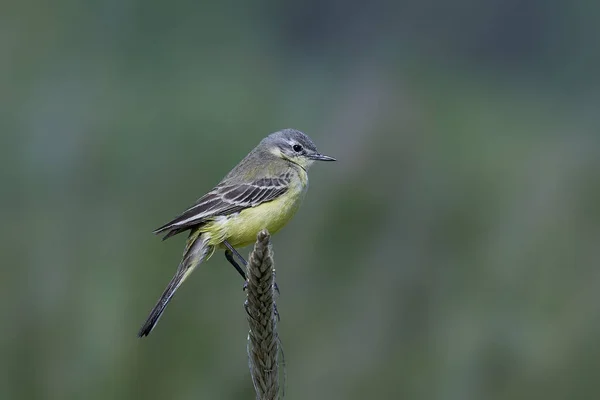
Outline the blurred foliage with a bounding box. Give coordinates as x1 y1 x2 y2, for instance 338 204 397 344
2 0 600 399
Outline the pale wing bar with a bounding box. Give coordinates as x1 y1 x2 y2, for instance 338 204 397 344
219 176 289 207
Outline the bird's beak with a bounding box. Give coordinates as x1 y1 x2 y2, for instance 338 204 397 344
309 153 336 161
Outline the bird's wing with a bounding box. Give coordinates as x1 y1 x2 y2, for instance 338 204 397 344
154 172 292 239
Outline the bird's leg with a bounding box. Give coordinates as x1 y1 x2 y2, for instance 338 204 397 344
224 248 247 280
223 241 249 290
223 240 248 267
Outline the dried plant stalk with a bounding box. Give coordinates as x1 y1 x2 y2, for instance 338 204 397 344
245 230 280 400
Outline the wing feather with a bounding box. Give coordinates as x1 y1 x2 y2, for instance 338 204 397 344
153 173 291 238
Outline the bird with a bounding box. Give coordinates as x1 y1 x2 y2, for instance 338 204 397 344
138 128 335 337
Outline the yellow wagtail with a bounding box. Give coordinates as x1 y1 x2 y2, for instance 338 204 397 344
138 128 335 336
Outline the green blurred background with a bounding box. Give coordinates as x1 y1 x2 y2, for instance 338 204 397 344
2 1 600 399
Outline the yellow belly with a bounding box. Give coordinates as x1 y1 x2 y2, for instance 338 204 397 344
201 179 307 248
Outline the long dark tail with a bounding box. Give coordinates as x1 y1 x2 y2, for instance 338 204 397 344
138 232 213 337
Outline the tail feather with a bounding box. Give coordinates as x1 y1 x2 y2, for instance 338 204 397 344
137 269 186 337
138 232 212 337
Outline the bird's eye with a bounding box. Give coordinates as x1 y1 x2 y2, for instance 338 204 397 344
293 144 303 153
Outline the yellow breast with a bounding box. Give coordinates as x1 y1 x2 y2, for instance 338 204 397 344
203 169 308 248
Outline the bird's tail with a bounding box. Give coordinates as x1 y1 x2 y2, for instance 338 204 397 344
138 231 213 337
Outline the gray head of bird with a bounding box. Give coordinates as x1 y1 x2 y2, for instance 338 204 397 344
263 128 336 170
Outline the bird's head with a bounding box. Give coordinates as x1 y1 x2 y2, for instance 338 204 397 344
264 128 336 170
